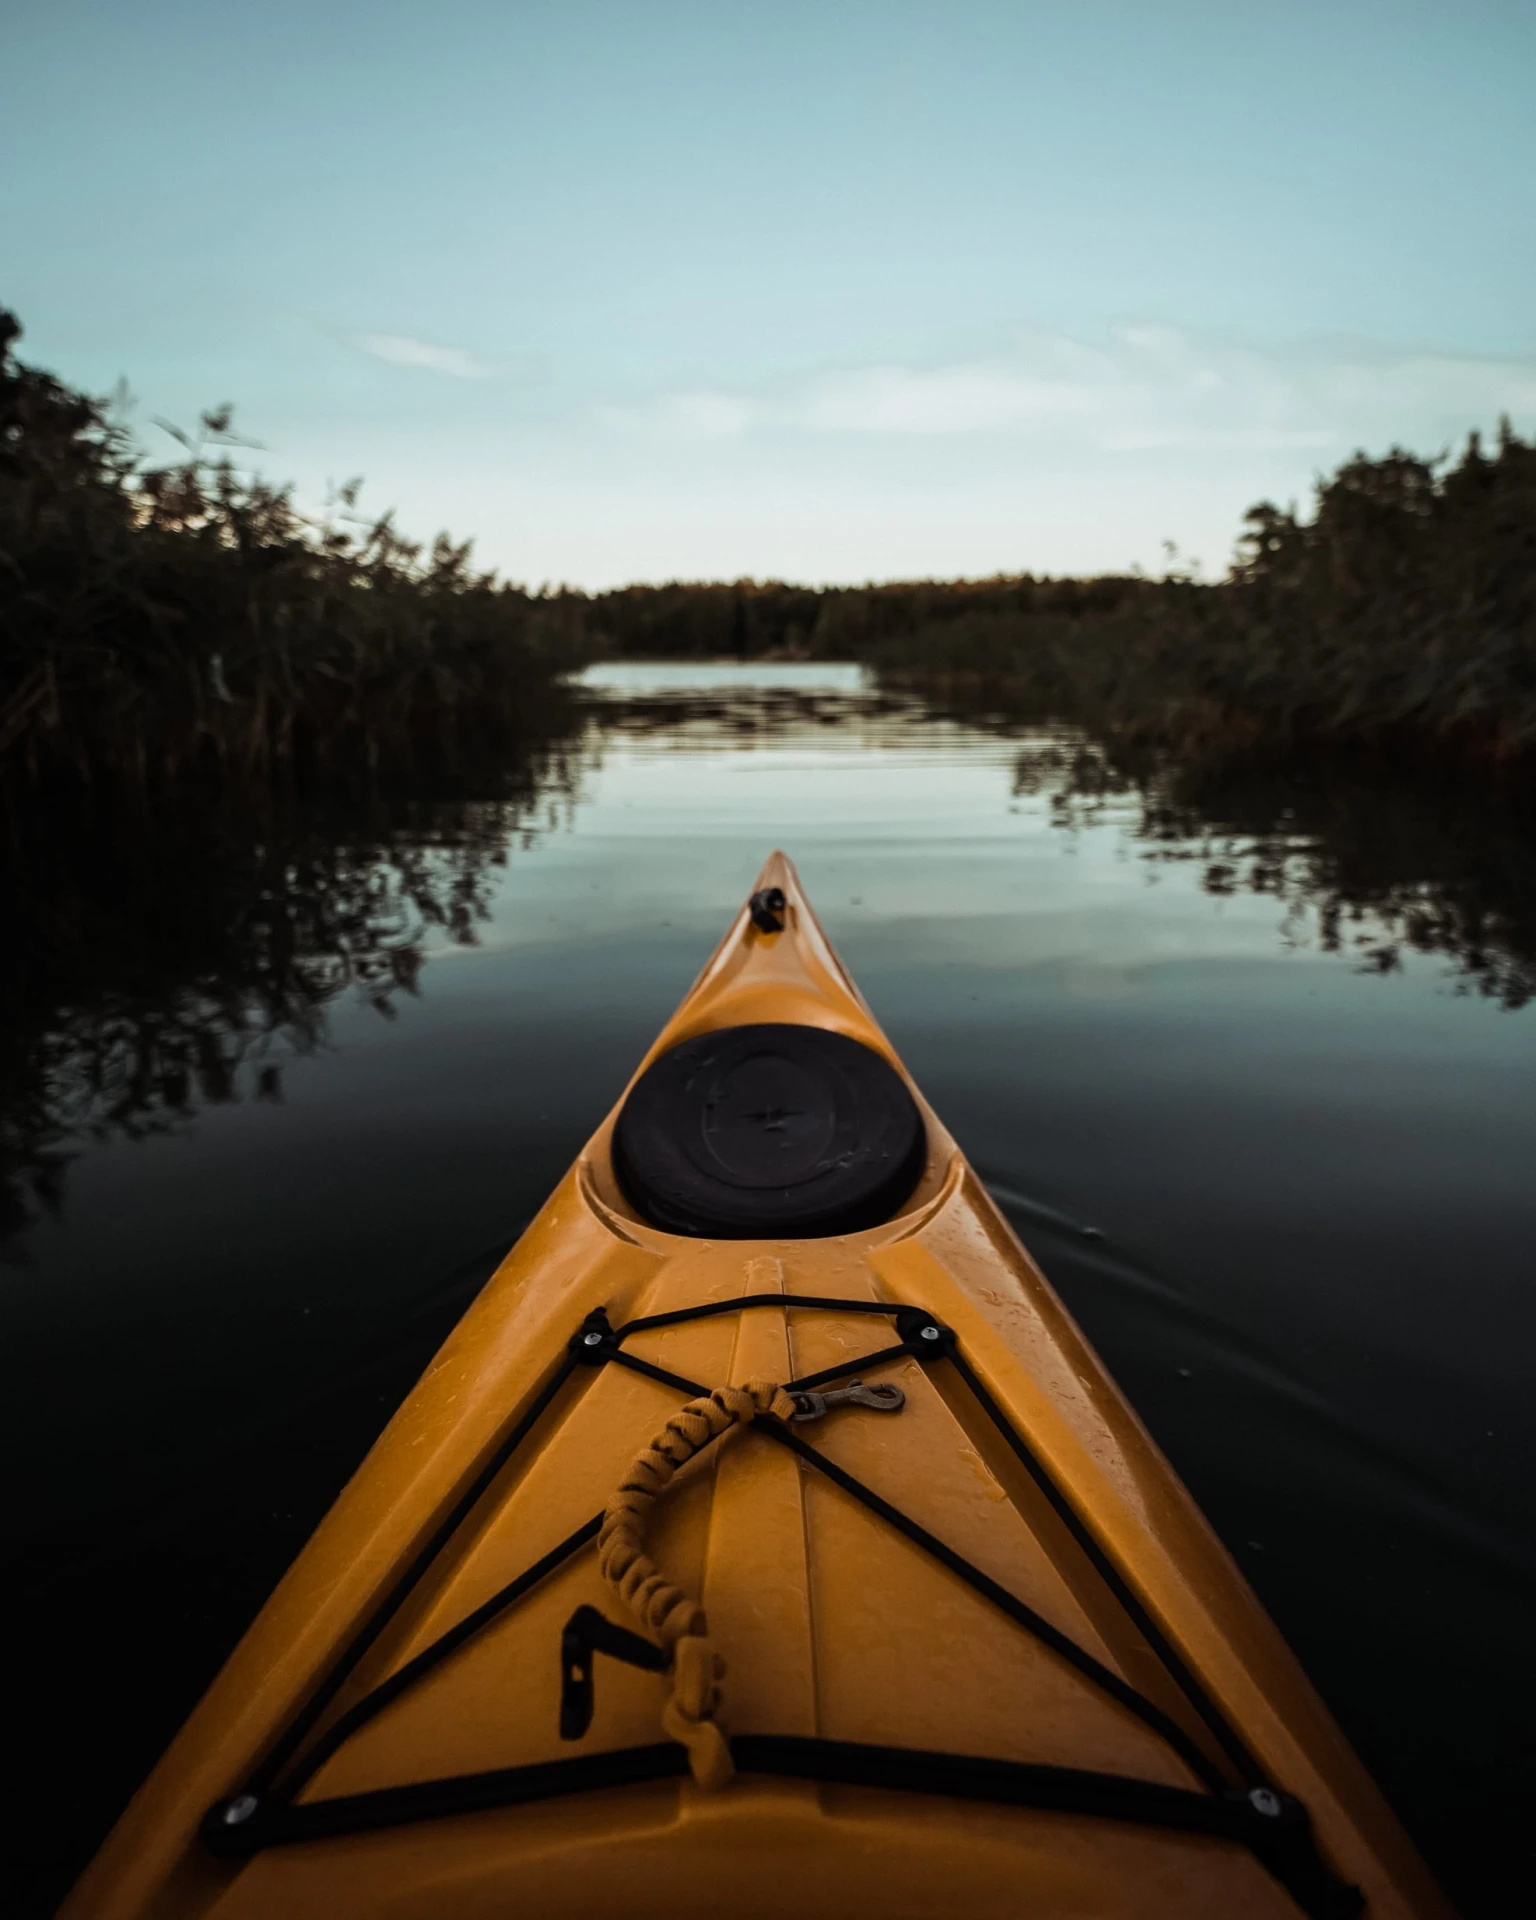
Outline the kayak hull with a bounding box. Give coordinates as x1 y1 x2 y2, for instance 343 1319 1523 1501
63 854 1453 1920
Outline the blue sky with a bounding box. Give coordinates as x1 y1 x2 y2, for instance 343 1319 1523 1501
4 0 1533 587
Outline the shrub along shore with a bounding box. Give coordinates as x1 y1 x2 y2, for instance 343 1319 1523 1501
0 310 591 799
4 307 1533 794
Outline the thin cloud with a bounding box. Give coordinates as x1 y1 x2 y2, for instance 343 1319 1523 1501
603 325 1536 454
799 363 1101 433
352 332 491 379
598 391 752 437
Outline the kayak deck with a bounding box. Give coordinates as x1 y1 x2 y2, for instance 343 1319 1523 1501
63 854 1452 1920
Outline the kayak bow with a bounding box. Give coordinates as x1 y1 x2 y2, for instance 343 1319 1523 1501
64 853 1452 1920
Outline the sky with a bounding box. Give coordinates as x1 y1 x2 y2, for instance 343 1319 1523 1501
3 0 1533 588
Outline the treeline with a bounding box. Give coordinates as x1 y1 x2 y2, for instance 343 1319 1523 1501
582 426 1536 761
581 572 1154 664
578 579 827 661
0 310 591 797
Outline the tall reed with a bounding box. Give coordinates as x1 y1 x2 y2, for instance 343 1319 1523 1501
0 310 592 799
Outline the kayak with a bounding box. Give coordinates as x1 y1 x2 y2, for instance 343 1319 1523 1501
64 853 1452 1920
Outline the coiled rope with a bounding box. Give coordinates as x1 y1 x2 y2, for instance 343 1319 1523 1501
598 1379 797 1788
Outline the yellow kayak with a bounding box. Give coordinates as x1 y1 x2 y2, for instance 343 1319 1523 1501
65 854 1452 1920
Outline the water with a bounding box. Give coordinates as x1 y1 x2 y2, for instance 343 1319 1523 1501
8 662 1534 1916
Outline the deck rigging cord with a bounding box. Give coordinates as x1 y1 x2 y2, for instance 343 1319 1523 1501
201 1294 1364 1920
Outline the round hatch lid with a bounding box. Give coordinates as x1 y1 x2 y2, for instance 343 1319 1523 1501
612 1022 927 1239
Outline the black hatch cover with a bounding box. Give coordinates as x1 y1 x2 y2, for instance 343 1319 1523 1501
612 1022 927 1239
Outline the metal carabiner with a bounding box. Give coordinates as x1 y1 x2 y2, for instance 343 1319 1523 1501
787 1379 905 1421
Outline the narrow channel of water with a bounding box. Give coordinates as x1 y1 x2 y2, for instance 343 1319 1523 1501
6 663 1533 1915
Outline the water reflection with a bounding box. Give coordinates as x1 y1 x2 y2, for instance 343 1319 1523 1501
0 724 584 1243
8 671 1534 1247
578 663 916 752
577 665 1536 1009
1009 733 1536 1009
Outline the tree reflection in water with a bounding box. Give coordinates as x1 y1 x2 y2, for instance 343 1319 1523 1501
587 675 1536 1013
6 676 1534 1248
0 713 586 1245
1008 731 1536 1010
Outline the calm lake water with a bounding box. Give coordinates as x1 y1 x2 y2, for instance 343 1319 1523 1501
9 661 1535 1916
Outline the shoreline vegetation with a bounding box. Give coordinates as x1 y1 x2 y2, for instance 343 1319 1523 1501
5 308 1535 809
1 310 591 801
575 428 1536 771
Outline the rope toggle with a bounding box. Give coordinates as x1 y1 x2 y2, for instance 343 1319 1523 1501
585 1373 908 1785
596 1379 796 1789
